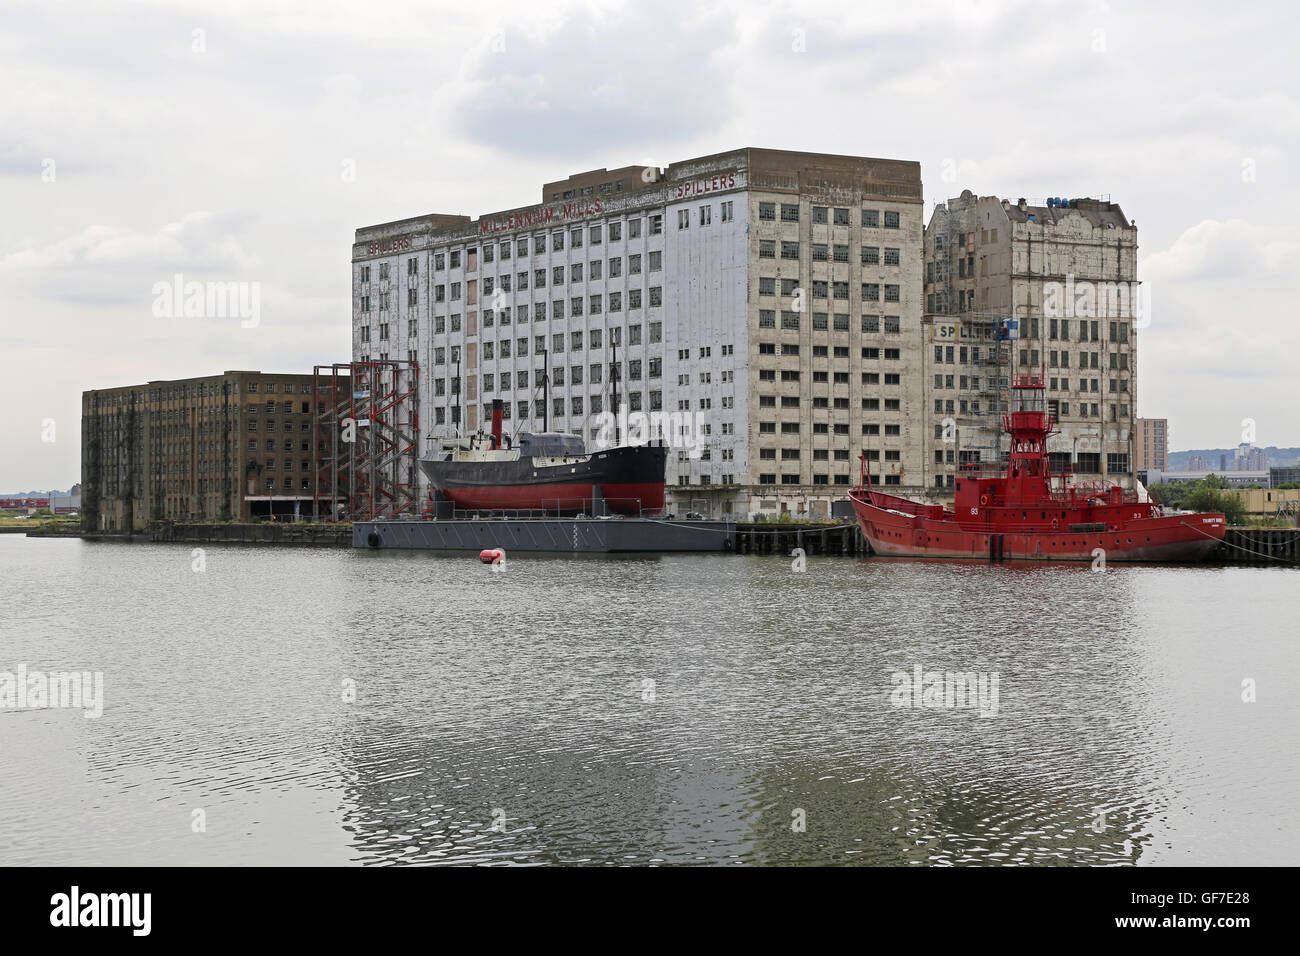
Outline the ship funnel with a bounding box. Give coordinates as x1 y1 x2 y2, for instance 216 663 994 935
490 399 504 449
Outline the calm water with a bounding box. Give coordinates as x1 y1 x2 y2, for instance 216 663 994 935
1 534 1297 866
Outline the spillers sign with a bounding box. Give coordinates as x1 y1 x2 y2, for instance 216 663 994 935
477 170 742 235
366 235 412 255
672 171 738 199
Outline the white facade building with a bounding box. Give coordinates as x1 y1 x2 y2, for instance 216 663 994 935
352 148 925 516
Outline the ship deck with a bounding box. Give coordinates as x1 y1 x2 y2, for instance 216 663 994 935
353 516 735 553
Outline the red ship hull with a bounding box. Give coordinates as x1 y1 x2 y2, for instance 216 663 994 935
437 481 665 515
849 370 1227 563
850 490 1225 562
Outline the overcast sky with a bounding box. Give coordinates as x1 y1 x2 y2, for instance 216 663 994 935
2 0 1296 490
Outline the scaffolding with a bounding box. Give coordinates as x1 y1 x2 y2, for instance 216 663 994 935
313 360 420 521
941 311 1012 471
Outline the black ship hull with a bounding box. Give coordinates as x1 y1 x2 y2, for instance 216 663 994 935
421 443 667 515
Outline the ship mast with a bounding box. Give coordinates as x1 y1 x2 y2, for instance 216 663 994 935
1002 368 1055 479
611 337 620 445
453 355 463 438
540 346 549 432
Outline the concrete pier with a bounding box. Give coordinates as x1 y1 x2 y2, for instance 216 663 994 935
353 517 735 553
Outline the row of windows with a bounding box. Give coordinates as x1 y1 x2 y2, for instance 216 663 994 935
248 439 312 451
756 311 904 333
1046 350 1131 370
376 286 669 320
481 253 658 294
760 474 898 486
758 447 872 461
757 204 902 229
244 401 314 414
363 287 677 331
675 202 734 228
927 342 1132 369
261 479 314 491
246 420 313 433
470 357 664 390
757 241 902 265
252 459 312 472
240 382 313 395
432 217 664 270
427 325 670 366
361 203 907 286
435 390 676 423
932 376 988 392
756 277 901 301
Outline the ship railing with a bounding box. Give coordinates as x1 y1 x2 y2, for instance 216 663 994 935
439 497 663 521
1045 482 1140 504
957 463 1004 478
866 489 945 519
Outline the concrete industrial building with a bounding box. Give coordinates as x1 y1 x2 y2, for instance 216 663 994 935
81 371 346 531
1135 417 1168 472
351 147 927 517
1270 465 1300 486
1225 486 1300 521
922 191 1140 488
1143 468 1269 489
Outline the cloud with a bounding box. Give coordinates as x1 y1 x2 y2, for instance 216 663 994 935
2 211 260 272
1143 219 1300 281
450 5 741 159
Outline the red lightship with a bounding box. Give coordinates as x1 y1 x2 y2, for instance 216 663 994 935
849 372 1225 562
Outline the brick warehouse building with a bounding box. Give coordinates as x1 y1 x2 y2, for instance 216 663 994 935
352 147 927 518
81 370 348 531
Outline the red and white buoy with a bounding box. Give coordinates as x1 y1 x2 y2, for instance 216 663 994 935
478 548 504 565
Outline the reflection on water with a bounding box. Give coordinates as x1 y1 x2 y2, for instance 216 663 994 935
1 535 1296 866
